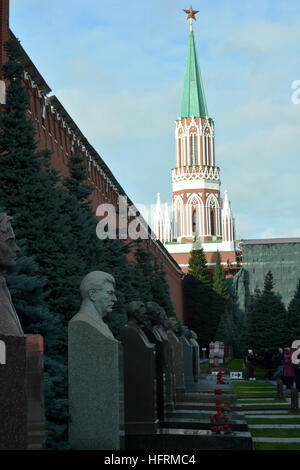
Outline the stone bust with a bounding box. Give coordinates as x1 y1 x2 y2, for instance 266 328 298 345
164 316 179 333
70 271 117 339
145 301 165 327
182 325 191 338
0 213 23 336
127 301 150 328
190 330 198 341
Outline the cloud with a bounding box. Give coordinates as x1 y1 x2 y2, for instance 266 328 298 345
226 19 300 56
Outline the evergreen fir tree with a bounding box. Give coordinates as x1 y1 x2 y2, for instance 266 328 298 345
131 239 154 302
287 279 300 344
212 251 232 339
213 251 230 303
151 260 175 318
188 246 211 284
215 306 243 357
62 147 93 210
184 246 217 348
246 271 288 353
0 36 135 447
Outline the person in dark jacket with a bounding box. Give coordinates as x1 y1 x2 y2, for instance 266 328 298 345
292 345 300 391
283 347 295 389
245 349 256 381
272 348 284 379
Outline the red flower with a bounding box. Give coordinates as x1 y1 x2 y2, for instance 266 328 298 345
214 389 223 395
211 426 221 434
215 398 221 405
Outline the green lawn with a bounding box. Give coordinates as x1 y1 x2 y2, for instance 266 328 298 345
251 428 300 438
226 359 243 370
200 361 209 370
254 442 300 450
242 399 287 404
237 392 279 398
237 379 300 450
242 403 290 409
233 380 274 388
247 417 300 425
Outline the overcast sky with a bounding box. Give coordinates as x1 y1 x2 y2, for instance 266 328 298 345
10 0 300 239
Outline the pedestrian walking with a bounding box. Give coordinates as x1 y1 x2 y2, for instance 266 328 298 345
283 347 294 390
292 344 300 391
272 348 284 379
246 349 256 381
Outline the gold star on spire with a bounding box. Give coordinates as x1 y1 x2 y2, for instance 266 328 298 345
183 5 199 31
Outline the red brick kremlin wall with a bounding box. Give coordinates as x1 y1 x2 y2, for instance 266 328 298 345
0 0 184 321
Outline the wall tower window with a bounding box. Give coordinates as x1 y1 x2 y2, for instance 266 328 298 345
190 134 197 165
192 209 197 233
210 209 215 235
205 134 210 166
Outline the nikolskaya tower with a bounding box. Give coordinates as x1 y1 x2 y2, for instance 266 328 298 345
153 6 238 274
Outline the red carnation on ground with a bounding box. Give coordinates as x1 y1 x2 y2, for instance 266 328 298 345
211 426 221 434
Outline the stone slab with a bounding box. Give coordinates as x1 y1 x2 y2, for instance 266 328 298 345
175 402 243 412
125 429 253 450
178 392 237 403
162 417 248 432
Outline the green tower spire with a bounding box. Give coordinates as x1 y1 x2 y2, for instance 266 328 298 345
180 29 208 119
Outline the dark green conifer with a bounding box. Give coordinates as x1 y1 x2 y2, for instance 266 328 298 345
287 279 300 343
246 272 288 353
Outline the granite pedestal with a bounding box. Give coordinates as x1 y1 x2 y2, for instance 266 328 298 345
69 317 121 450
0 334 45 450
120 323 158 435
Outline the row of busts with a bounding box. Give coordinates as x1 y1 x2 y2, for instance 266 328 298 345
126 300 198 344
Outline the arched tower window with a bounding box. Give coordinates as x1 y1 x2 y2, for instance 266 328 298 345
180 135 184 166
210 209 215 236
192 209 197 233
190 133 197 165
174 196 184 238
205 133 210 166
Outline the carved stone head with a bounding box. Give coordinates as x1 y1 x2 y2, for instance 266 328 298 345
164 316 179 333
145 301 165 326
127 301 149 327
182 325 191 339
0 213 20 271
80 271 117 320
190 330 198 340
